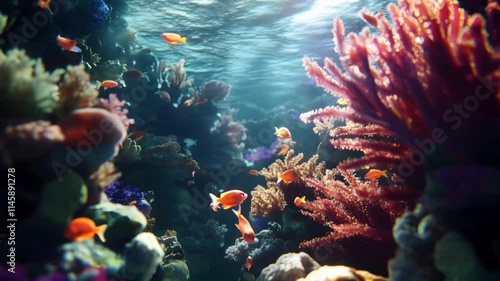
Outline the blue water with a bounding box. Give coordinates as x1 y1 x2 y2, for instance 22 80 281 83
124 0 392 118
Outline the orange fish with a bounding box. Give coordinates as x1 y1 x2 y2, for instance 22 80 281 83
128 200 137 206
364 169 388 180
209 190 248 211
38 0 51 9
64 217 107 242
161 33 187 45
232 205 255 243
127 130 148 142
247 169 260 176
294 196 306 207
183 98 195 107
57 36 81 53
277 169 298 184
274 127 292 139
245 256 253 271
97 80 119 89
275 144 289 156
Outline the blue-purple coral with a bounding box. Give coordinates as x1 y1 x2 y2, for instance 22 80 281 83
104 181 151 217
244 139 279 162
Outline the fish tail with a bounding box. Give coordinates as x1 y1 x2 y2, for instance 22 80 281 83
180 37 187 43
277 176 282 184
209 193 220 211
232 204 241 217
382 170 388 178
95 224 108 242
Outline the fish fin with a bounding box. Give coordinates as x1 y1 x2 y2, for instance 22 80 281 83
71 45 82 53
170 41 178 45
232 204 241 217
277 177 282 184
235 224 241 232
382 170 388 178
95 224 108 242
209 193 219 211
180 37 187 43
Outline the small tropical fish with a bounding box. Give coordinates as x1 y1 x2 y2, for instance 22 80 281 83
38 0 51 8
123 69 144 80
127 130 148 142
232 205 255 243
57 36 82 53
158 91 171 103
275 144 289 156
97 80 119 89
64 217 107 242
277 169 298 184
209 190 248 211
195 98 208 104
183 97 195 107
128 200 137 206
337 98 349 106
162 33 187 45
274 127 292 139
245 256 253 271
364 169 388 180
294 196 306 207
247 169 260 176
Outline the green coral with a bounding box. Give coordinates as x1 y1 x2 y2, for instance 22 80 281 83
0 49 64 118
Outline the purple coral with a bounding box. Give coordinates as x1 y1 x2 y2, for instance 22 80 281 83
104 181 152 217
244 139 280 162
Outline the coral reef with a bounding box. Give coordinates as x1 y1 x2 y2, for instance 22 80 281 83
200 80 232 101
104 181 152 217
57 64 99 117
300 0 500 279
250 185 286 217
0 49 63 119
297 265 387 281
94 93 135 131
187 218 228 248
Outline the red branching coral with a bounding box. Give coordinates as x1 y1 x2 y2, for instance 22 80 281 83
300 0 500 163
298 168 419 264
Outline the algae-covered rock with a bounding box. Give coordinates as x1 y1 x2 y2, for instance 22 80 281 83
297 265 387 281
59 239 122 271
434 231 500 281
257 252 320 281
83 201 147 250
38 171 88 225
119 232 164 281
161 260 190 281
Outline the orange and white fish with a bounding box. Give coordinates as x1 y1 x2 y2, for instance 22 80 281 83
294 196 306 207
274 144 289 156
209 190 248 211
245 256 253 271
274 127 292 139
161 33 187 45
183 97 195 107
57 36 82 53
97 80 119 90
247 169 260 176
37 0 53 14
364 169 388 180
277 169 298 184
232 204 255 243
64 217 107 242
